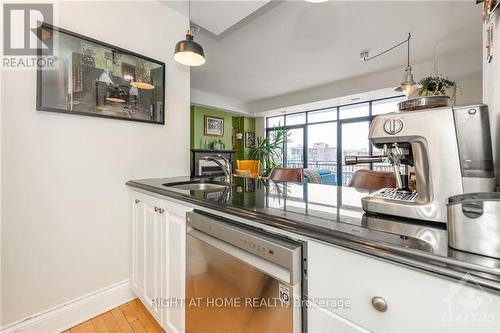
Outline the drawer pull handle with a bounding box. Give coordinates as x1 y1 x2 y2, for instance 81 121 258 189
371 296 388 312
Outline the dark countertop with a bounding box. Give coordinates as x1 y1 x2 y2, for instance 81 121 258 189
126 176 500 292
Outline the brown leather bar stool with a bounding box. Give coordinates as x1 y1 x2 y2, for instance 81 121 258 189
268 167 304 183
348 169 397 190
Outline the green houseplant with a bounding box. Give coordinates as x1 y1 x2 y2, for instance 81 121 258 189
249 126 289 176
416 76 456 97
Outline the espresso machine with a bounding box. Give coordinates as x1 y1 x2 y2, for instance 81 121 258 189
346 104 496 223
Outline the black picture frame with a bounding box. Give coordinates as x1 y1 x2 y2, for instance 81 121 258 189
36 23 166 125
245 132 255 148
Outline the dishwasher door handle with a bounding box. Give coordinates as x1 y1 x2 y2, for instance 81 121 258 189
187 227 292 284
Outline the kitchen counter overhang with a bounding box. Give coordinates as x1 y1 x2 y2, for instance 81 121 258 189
126 176 500 292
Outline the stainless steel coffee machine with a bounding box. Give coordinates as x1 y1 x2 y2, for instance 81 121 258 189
346 104 496 223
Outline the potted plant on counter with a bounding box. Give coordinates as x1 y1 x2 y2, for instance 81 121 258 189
249 126 289 177
415 76 457 103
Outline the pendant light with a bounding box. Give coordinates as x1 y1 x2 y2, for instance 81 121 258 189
395 33 418 97
236 117 243 140
173 0 206 67
361 33 420 97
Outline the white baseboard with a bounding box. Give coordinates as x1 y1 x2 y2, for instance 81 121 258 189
1 279 135 333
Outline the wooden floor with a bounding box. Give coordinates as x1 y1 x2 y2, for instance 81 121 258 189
63 299 164 333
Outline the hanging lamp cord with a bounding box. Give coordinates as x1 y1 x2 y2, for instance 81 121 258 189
406 32 410 67
187 0 191 34
362 33 411 62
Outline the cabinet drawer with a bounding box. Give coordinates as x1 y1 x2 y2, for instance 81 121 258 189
308 241 500 332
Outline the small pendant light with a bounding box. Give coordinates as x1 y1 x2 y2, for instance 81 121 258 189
174 0 206 66
395 33 419 97
236 117 243 140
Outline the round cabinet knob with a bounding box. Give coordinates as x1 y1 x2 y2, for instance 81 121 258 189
371 296 388 313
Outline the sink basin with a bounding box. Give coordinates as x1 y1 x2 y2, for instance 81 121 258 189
162 180 228 191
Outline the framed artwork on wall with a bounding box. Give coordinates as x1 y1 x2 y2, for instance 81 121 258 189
244 178 256 192
245 132 256 148
36 23 166 124
204 115 224 136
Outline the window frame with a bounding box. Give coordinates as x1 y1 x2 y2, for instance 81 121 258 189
266 95 405 186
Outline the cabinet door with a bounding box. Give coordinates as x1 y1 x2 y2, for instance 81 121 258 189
162 200 191 333
140 194 165 323
308 240 500 332
130 196 142 296
308 304 369 333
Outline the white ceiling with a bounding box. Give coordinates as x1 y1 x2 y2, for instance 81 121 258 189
189 0 483 104
162 0 271 35
192 0 271 35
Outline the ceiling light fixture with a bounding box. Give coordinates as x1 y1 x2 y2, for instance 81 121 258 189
361 33 420 97
173 0 206 67
304 0 328 3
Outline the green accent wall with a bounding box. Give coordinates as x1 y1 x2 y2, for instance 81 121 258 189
190 106 234 149
233 116 256 160
190 105 256 160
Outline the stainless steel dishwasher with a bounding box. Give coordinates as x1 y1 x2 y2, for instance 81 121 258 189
186 210 303 333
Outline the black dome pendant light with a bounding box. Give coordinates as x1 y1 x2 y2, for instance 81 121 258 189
174 0 206 66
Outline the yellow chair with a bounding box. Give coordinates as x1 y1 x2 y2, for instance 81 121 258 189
236 160 260 178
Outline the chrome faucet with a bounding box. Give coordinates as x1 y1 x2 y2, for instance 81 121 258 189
201 155 232 183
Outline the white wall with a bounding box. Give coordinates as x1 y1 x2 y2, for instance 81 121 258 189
255 117 265 139
456 77 483 106
484 14 500 188
191 88 249 114
0 1 190 326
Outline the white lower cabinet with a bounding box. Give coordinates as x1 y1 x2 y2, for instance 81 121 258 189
308 303 369 333
307 240 500 332
131 191 192 333
131 191 500 333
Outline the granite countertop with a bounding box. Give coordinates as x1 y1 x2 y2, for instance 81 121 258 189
126 175 500 292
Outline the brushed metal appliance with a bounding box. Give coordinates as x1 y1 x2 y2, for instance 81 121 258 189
186 211 303 333
447 192 500 259
346 104 495 223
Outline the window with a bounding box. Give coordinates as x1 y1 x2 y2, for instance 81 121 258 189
266 128 284 167
266 95 404 186
308 108 337 123
341 122 370 186
339 103 369 119
267 116 284 128
307 122 337 178
286 113 306 126
372 96 405 115
286 128 304 168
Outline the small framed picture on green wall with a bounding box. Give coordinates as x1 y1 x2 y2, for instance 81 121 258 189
245 132 256 148
204 115 224 136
